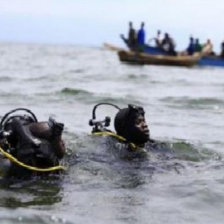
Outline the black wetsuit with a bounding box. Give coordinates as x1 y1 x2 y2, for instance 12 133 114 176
97 135 147 160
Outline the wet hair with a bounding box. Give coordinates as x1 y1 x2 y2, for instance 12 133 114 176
114 104 149 145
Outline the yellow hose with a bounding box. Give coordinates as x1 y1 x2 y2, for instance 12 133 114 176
92 131 138 149
0 147 66 172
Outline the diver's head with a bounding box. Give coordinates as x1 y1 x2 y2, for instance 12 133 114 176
114 104 149 146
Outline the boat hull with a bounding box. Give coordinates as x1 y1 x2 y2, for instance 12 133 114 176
199 56 224 67
125 42 224 67
144 46 224 67
118 50 199 67
144 45 169 55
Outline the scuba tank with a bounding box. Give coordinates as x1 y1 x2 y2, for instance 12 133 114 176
0 108 38 155
0 108 65 177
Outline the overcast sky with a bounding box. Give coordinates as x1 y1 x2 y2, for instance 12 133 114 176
0 0 224 51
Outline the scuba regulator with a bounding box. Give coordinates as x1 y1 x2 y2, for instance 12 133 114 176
89 103 149 149
89 103 121 133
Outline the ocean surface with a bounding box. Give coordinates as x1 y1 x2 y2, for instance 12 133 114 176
0 42 224 224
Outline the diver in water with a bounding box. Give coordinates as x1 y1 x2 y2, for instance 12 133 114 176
0 108 65 178
114 104 150 147
89 103 200 172
89 103 155 159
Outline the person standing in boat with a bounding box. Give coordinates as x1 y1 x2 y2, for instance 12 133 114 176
161 33 176 56
120 22 137 50
128 22 137 50
220 41 224 58
202 39 215 56
137 22 146 52
195 38 202 52
155 30 163 48
186 37 195 55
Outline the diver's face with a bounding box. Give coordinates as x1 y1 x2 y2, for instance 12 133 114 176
134 114 149 138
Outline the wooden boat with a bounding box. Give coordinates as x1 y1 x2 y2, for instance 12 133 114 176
131 44 224 68
118 50 200 67
143 45 224 67
198 56 224 67
118 37 224 67
103 43 124 52
143 45 169 55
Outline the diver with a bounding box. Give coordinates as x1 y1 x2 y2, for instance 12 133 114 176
89 103 203 173
0 108 65 178
89 103 156 159
114 104 150 147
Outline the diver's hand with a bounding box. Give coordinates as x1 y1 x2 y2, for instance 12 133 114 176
53 122 64 136
48 117 64 137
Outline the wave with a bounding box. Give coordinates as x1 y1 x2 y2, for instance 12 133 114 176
0 76 12 82
160 96 224 109
0 209 73 224
59 87 142 106
69 133 220 167
61 87 91 96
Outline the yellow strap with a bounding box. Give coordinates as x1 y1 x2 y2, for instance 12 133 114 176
0 147 66 172
92 131 138 149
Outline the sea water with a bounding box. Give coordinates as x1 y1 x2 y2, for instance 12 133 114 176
0 42 224 224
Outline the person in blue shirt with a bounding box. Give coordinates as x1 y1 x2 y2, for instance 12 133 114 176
187 37 195 55
137 22 145 51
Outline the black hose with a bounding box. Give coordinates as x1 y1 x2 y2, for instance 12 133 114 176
0 108 38 129
92 103 120 120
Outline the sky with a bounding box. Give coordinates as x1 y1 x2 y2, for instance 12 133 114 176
0 0 224 52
